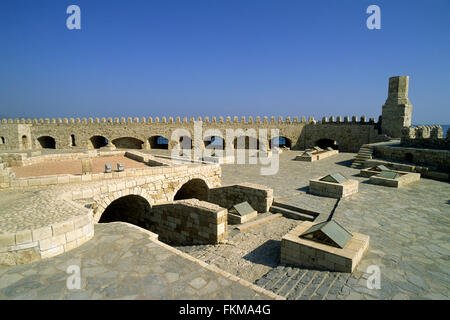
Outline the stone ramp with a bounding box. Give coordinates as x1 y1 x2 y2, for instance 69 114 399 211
272 193 337 222
0 223 283 300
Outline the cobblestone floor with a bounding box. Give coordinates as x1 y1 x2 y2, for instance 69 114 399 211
0 223 275 300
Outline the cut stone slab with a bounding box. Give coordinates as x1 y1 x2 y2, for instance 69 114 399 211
368 171 420 188
228 202 258 225
281 221 370 273
309 175 358 198
294 148 339 162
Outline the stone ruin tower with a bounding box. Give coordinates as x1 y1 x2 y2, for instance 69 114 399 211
381 75 413 138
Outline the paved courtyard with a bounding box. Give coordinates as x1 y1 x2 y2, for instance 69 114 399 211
179 151 450 300
0 223 277 300
0 150 449 300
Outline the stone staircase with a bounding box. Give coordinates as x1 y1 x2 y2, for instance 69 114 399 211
351 144 374 168
254 265 351 300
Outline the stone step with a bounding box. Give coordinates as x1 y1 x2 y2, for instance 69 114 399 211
234 213 282 231
269 206 315 221
271 201 320 218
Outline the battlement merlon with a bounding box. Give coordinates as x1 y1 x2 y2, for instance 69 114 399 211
401 125 449 150
381 76 413 138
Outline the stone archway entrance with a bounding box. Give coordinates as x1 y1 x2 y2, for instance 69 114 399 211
89 136 108 149
98 195 151 224
174 179 209 201
112 137 144 149
37 136 56 149
316 138 339 150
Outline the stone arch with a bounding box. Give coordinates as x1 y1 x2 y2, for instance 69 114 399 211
111 137 144 149
315 138 339 150
204 135 225 150
149 135 169 149
179 136 193 149
89 135 108 149
270 136 292 149
21 135 29 150
93 188 153 223
233 136 260 149
98 195 151 225
70 134 76 147
173 178 209 201
0 137 4 144
405 152 414 163
37 136 56 149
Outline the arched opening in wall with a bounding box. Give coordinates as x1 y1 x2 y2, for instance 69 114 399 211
98 195 151 224
37 136 56 149
70 134 76 147
204 136 225 150
233 136 260 149
179 136 192 149
149 136 169 149
405 153 414 163
174 179 209 201
0 137 6 145
21 135 28 149
89 136 108 149
112 137 143 149
270 136 292 149
315 138 339 150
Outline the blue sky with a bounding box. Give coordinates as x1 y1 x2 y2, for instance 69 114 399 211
0 0 449 124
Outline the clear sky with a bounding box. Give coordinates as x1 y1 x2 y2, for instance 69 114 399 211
0 0 449 124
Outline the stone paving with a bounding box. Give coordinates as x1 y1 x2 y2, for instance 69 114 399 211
0 150 449 300
180 151 450 300
0 223 277 300
11 155 148 178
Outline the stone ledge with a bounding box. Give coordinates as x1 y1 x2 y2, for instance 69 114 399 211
0 211 94 266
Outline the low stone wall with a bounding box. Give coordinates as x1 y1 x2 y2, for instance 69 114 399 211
295 149 338 162
208 183 274 213
0 150 168 168
0 212 94 266
368 172 420 188
281 222 370 273
309 178 358 199
372 144 450 173
127 199 227 245
401 126 450 150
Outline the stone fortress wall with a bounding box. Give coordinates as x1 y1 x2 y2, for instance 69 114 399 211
0 115 388 153
1 76 425 154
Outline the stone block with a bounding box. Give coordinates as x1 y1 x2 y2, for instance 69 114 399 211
281 222 369 273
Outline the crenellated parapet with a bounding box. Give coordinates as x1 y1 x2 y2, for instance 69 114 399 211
401 125 449 150
0 115 380 126
0 114 386 152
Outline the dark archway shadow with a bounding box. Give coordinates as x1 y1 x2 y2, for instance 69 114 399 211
242 240 281 267
99 195 151 224
174 178 209 201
